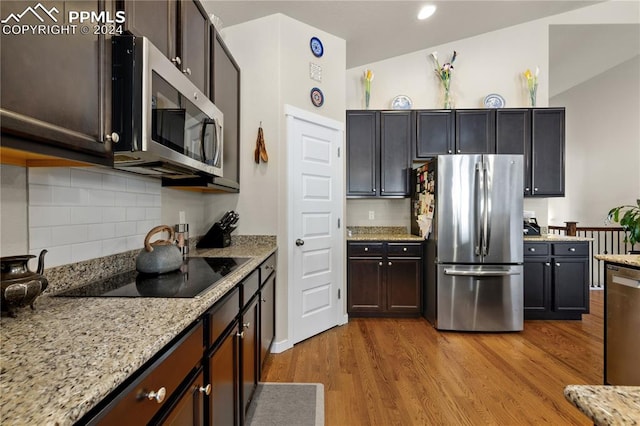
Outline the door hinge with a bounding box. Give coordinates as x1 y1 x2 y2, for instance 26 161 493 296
338 289 341 299
338 218 341 228
337 147 341 158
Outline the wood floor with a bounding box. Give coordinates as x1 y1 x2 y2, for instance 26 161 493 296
261 291 603 425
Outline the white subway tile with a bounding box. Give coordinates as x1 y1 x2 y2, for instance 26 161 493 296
102 207 127 222
127 235 145 250
126 207 146 221
137 194 154 207
136 220 158 235
145 207 161 220
88 189 116 207
31 245 72 268
28 185 52 205
28 168 70 186
102 173 128 191
29 227 52 249
152 194 161 207
115 192 137 207
51 186 88 206
115 221 137 237
70 207 103 224
51 225 89 245
126 177 147 193
87 223 116 241
70 168 103 189
146 180 162 194
29 206 71 227
71 241 103 263
102 238 128 256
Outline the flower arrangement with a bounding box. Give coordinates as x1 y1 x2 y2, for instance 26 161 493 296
523 67 539 107
363 69 374 109
430 51 457 108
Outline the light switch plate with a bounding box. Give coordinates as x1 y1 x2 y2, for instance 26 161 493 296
309 62 322 82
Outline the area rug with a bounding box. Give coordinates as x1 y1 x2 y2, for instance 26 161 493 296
246 382 325 426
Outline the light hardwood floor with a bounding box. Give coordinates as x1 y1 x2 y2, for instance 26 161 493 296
261 291 603 425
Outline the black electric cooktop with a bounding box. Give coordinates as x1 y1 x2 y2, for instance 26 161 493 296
56 257 250 298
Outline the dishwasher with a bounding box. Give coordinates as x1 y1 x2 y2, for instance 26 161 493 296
605 263 640 385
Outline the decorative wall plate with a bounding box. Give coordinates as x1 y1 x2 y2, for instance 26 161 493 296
310 87 324 107
483 93 505 108
310 37 324 57
391 95 413 110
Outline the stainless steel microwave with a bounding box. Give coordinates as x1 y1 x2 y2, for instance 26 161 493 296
111 36 223 178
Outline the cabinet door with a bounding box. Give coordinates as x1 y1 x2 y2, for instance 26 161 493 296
415 110 454 157
386 258 421 314
240 298 259 422
259 274 275 378
0 0 112 161
496 109 532 195
523 257 551 315
531 108 565 196
212 30 241 189
208 326 238 426
380 111 412 196
455 110 496 154
179 0 209 94
120 0 175 58
553 257 589 313
159 370 205 426
348 258 384 313
346 111 378 196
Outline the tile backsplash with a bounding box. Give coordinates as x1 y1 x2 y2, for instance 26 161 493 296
28 167 162 267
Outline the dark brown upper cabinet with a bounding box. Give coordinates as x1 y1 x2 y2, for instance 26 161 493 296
455 109 496 154
415 110 455 157
119 0 210 94
0 0 114 165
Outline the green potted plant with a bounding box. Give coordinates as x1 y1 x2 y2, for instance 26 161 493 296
607 199 640 252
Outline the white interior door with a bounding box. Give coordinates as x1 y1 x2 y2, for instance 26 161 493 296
287 107 344 345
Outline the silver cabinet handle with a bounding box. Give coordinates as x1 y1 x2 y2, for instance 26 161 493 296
364 247 369 252
403 247 407 252
545 262 551 266
457 149 461 153
236 331 244 338
378 262 383 266
144 387 166 404
171 56 182 65
243 322 250 329
105 132 119 144
183 68 192 75
448 150 452 154
372 188 376 192
199 384 211 395
529 247 536 252
534 187 539 192
569 247 576 252
261 298 267 303
525 187 530 192
381 188 385 192
388 261 392 266
295 239 304 246
556 262 561 267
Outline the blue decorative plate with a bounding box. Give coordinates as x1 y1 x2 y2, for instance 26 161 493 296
310 87 324 107
391 95 413 110
484 93 505 108
310 37 324 58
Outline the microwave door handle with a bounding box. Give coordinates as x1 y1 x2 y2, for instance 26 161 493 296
200 118 216 163
212 121 221 167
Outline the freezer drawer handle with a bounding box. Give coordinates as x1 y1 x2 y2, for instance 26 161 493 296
612 276 640 289
444 269 520 277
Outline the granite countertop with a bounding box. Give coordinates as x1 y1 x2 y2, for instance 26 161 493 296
524 235 594 242
564 385 640 425
594 254 640 268
346 226 424 242
0 236 277 425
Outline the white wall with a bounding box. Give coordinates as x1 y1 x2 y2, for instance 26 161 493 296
346 1 639 229
549 55 640 226
220 13 346 345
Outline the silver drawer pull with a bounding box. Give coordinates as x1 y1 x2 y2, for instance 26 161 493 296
388 262 392 266
529 248 536 252
199 384 212 395
556 263 561 267
403 247 407 252
378 262 383 266
364 247 369 252
236 331 245 338
243 322 251 329
261 298 267 303
144 387 166 404
569 247 576 252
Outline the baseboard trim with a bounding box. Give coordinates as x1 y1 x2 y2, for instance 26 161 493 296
271 338 292 353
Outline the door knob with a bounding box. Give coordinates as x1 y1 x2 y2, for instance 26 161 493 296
295 239 305 246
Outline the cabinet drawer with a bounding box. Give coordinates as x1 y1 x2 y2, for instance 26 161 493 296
242 270 260 306
207 287 239 349
348 243 384 257
93 321 204 425
552 242 588 256
387 243 422 257
260 253 276 284
524 243 549 256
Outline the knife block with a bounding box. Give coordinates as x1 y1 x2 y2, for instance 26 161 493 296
196 223 231 248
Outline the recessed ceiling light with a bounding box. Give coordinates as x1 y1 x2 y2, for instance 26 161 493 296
418 5 437 20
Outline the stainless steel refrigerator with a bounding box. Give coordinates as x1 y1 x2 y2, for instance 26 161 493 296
414 155 524 331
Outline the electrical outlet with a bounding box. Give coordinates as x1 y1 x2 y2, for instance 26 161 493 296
368 211 375 220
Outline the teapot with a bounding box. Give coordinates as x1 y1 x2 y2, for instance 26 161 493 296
1 250 48 317
136 225 184 275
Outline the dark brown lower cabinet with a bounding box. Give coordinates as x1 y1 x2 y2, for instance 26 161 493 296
259 273 276 377
240 296 259 423
347 241 422 317
157 369 206 426
208 324 238 425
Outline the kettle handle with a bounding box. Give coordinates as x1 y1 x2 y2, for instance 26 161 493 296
143 225 176 252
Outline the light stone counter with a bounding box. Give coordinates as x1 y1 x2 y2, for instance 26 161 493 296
564 385 640 425
594 254 640 268
346 226 424 242
524 235 594 242
0 236 277 426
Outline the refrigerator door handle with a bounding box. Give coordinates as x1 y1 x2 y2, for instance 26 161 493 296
483 161 492 256
474 162 483 256
444 269 521 277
